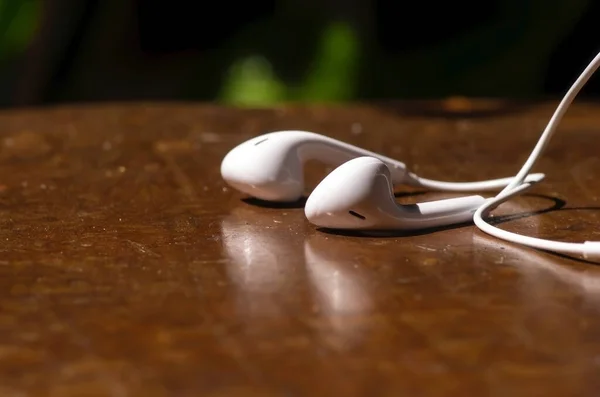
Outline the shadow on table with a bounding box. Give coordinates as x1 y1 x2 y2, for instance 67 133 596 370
242 191 432 210
242 196 308 209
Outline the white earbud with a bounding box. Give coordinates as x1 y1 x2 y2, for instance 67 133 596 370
304 156 545 230
221 130 547 202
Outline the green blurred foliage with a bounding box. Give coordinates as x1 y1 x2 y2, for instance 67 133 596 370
0 0 594 106
219 21 359 106
0 0 40 60
218 0 591 106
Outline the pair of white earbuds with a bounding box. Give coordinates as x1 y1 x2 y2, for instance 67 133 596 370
221 130 543 229
221 51 600 260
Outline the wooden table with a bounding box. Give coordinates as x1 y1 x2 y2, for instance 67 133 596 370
1 100 599 396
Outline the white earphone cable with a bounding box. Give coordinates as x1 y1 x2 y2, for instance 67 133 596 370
473 51 600 259
409 173 545 192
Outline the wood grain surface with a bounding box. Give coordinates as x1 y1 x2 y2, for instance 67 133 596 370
0 100 599 396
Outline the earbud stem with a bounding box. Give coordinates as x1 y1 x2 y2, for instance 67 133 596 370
409 195 486 229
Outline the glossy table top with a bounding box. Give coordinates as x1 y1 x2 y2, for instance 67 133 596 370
0 100 599 396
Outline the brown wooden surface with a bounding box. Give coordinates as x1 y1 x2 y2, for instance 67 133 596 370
1 100 600 396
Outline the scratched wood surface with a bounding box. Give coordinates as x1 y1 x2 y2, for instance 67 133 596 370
0 100 599 396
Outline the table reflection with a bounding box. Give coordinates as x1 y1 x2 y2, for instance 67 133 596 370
220 207 375 349
220 207 305 318
304 233 374 349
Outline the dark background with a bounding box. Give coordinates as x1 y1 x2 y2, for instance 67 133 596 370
1 0 599 108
